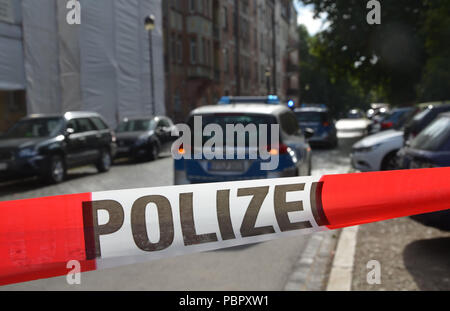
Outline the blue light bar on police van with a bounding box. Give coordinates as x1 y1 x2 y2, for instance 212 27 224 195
218 96 280 105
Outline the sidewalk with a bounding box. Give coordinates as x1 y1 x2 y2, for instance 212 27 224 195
351 216 450 290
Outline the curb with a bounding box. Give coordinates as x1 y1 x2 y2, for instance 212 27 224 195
284 230 338 291
326 226 359 291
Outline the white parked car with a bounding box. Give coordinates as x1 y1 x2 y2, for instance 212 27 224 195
336 109 373 138
350 129 404 171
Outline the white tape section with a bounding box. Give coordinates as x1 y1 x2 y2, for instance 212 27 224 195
91 176 328 269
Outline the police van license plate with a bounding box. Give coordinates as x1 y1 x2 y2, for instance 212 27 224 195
209 161 245 172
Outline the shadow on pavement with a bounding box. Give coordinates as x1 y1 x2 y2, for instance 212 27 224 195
403 237 450 290
0 170 97 197
212 243 261 252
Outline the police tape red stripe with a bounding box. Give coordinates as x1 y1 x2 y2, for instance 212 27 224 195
0 168 449 286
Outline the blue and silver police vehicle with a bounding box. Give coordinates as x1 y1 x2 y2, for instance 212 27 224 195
174 96 313 185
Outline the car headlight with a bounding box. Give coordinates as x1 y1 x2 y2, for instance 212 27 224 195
353 144 381 153
18 147 38 158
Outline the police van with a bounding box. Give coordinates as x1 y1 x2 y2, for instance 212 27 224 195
174 96 313 185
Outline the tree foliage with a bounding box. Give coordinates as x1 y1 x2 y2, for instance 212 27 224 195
298 0 449 106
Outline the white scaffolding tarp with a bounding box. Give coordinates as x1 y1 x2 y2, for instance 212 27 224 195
0 25 25 90
21 0 165 128
0 0 25 91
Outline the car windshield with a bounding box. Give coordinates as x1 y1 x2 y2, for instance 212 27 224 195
410 117 450 151
188 114 277 146
116 119 156 132
295 112 327 123
412 108 431 121
5 118 64 138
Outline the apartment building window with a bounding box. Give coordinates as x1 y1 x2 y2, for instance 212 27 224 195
205 0 210 17
176 36 183 63
199 38 204 64
190 37 197 64
260 33 264 52
189 0 196 13
242 0 249 14
205 40 211 66
201 38 209 65
171 33 177 64
222 6 228 30
223 48 229 73
173 0 183 11
198 0 203 15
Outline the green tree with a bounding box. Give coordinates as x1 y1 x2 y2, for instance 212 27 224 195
299 0 428 106
418 0 450 101
298 25 374 117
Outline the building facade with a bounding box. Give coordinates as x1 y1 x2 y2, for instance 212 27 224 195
0 0 165 131
163 0 299 123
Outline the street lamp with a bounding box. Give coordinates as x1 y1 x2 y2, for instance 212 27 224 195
144 14 156 116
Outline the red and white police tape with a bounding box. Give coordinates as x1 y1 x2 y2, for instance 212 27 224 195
1 168 449 286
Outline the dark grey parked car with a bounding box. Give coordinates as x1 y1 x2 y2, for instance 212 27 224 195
115 116 176 161
0 111 117 184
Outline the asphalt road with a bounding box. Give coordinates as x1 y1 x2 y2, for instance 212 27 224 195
1 138 359 291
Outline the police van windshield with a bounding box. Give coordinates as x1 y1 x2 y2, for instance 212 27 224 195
188 114 277 146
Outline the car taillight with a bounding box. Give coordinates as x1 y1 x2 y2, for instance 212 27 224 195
178 145 186 155
266 144 289 155
323 121 330 127
381 122 393 129
178 143 191 155
111 131 116 143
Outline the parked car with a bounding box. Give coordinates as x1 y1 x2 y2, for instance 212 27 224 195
174 97 313 185
371 107 417 133
0 112 117 184
351 129 404 172
351 107 421 172
398 112 450 231
294 106 338 148
115 116 176 161
403 103 450 145
367 103 390 120
336 109 373 138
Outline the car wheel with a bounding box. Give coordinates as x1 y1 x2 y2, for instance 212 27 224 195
46 155 66 184
149 143 159 161
381 152 398 171
97 148 112 172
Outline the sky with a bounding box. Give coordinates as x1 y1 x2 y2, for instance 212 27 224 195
294 2 330 35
